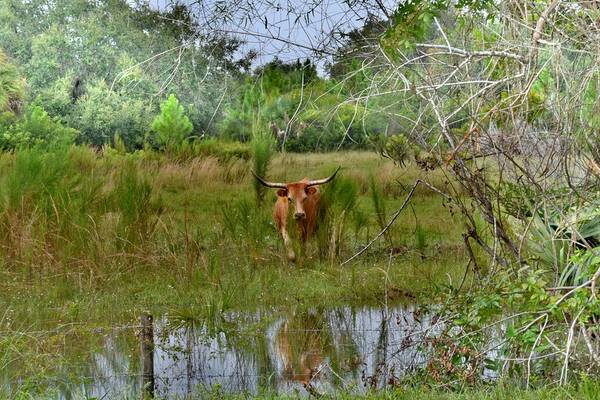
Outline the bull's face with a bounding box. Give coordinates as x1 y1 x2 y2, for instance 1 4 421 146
276 183 318 220
252 167 340 220
252 167 340 261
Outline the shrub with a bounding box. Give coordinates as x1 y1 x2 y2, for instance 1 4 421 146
0 111 17 132
150 94 193 151
0 106 76 150
219 109 252 142
218 61 384 152
69 80 150 149
377 134 411 166
282 103 378 152
31 74 73 119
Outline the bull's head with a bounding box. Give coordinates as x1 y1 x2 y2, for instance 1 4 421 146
252 167 340 220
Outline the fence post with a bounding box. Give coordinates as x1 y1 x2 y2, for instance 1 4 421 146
140 313 155 398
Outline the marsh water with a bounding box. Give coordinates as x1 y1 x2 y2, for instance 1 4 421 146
57 304 445 399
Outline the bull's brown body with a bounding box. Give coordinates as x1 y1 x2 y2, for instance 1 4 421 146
253 168 339 262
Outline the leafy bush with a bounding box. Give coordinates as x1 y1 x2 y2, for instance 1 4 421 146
219 59 382 152
219 78 264 142
68 80 150 149
32 75 76 120
282 125 343 152
282 120 371 152
282 99 382 152
0 111 16 131
0 106 76 150
150 94 193 151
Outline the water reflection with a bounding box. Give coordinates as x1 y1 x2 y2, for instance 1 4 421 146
66 305 438 398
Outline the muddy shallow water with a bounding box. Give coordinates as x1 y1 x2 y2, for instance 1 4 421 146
58 305 446 398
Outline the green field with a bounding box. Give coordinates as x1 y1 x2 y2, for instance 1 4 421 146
0 148 473 395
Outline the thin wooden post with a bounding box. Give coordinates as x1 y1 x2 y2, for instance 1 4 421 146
140 313 155 398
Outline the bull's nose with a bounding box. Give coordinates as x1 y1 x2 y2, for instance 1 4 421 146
294 212 306 220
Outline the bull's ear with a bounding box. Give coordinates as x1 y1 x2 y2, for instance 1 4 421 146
305 186 317 195
276 188 288 197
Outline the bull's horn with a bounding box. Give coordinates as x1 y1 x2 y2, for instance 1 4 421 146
251 170 287 189
306 166 341 187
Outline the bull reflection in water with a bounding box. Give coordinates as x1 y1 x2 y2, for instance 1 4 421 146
274 310 333 388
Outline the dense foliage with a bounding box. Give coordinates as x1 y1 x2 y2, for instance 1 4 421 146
220 58 387 151
0 1 387 152
0 0 243 149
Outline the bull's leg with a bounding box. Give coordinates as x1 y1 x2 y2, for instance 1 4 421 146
295 221 309 263
274 196 296 262
281 227 296 262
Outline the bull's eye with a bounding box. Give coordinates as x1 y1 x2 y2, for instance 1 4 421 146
287 196 292 201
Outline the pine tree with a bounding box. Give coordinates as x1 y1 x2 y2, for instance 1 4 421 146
151 94 193 151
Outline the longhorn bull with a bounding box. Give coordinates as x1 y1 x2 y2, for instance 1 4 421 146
252 167 340 261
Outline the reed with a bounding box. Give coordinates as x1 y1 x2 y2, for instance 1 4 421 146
251 131 276 205
369 173 393 249
317 176 358 261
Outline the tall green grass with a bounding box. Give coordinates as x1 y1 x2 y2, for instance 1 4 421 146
369 173 393 248
0 146 470 395
251 131 276 205
415 224 428 258
0 145 464 279
220 196 273 258
111 160 162 249
317 177 358 261
0 146 165 271
0 148 102 268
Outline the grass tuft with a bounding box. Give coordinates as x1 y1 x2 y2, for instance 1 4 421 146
251 132 276 205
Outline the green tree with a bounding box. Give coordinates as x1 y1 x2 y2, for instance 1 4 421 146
151 94 193 151
0 105 76 150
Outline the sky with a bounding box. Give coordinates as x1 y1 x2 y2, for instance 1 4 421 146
142 0 393 72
